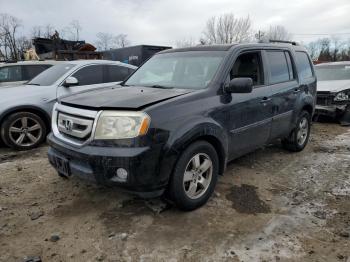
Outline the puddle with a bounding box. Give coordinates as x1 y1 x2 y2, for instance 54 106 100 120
226 184 270 214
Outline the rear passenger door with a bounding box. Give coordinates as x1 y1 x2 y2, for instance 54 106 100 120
265 49 299 139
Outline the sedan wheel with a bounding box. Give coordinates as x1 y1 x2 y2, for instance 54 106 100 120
1 112 47 150
9 116 43 147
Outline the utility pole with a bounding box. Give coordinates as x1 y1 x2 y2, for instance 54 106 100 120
255 30 265 42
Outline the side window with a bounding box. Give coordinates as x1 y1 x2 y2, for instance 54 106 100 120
23 65 52 80
230 52 264 86
295 51 313 80
0 66 22 82
284 51 295 80
72 65 104 86
266 51 291 84
106 65 133 82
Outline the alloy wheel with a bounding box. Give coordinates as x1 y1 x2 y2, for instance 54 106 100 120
8 116 42 147
296 117 309 146
183 153 213 199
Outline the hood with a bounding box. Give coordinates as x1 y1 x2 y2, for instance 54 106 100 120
60 86 194 110
317 80 350 93
0 84 53 104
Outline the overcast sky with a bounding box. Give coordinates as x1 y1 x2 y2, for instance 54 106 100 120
1 0 350 46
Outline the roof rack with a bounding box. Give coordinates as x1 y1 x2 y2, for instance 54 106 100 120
269 40 299 46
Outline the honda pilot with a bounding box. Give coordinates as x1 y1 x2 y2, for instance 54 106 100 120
48 42 316 210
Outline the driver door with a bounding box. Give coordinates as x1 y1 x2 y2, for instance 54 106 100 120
227 51 273 159
57 64 111 98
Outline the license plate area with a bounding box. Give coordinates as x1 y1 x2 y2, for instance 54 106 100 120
53 156 71 176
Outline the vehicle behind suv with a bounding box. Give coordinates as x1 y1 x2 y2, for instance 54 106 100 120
48 42 316 210
0 60 137 150
0 60 60 87
314 62 350 125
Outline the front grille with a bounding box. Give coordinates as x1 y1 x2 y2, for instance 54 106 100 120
52 103 100 147
57 113 94 140
316 92 334 106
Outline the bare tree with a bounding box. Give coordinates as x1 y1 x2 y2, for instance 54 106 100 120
176 37 197 48
16 35 31 58
202 13 252 44
0 13 22 60
95 32 130 50
95 32 115 50
114 34 130 48
264 25 292 41
43 24 54 38
70 20 82 41
31 26 43 38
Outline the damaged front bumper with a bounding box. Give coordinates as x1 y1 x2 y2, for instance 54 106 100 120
47 133 167 198
315 92 350 125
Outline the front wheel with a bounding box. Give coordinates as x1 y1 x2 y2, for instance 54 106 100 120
282 110 311 152
168 141 219 211
1 112 47 150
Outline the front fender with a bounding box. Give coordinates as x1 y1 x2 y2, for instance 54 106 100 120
156 116 228 185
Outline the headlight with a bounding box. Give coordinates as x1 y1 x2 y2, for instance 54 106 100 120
94 111 150 139
334 91 349 101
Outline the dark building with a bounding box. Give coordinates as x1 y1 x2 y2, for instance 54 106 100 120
102 45 171 66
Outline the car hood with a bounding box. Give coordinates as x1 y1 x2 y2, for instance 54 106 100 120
0 84 53 104
317 80 350 93
60 85 194 110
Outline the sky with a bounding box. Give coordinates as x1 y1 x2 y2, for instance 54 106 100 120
1 0 350 47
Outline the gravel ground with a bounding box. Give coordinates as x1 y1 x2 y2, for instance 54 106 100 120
0 122 349 262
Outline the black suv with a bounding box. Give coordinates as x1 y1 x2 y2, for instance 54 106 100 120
47 42 316 210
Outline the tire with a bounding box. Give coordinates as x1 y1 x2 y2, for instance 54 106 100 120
168 141 219 211
282 110 311 152
1 112 47 150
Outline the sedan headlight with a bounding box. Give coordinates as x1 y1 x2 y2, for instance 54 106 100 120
94 111 150 139
334 91 349 101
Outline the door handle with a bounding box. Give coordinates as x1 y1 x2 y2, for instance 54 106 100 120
293 88 301 94
260 97 271 103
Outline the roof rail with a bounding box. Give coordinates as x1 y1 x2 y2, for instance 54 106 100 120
268 39 299 46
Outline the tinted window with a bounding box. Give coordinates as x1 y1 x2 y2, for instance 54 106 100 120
106 65 133 82
0 66 22 82
266 51 290 84
231 52 264 86
296 52 313 79
23 65 52 80
316 65 350 81
285 51 295 80
125 51 225 90
72 65 104 86
28 63 74 86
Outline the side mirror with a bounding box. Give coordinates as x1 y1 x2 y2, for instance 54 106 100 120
225 77 253 94
63 76 79 87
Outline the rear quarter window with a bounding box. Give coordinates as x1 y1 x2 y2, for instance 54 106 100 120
23 65 52 80
295 52 313 80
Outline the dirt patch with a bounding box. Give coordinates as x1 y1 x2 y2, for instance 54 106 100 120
226 184 271 214
1 122 350 261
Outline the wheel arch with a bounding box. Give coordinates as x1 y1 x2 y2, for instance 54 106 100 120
0 106 51 133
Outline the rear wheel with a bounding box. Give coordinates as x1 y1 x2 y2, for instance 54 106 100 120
168 141 219 211
282 110 311 152
1 112 47 150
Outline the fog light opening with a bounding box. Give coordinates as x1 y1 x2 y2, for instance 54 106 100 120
110 168 128 182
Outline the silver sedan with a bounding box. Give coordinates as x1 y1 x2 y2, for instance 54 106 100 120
0 60 137 150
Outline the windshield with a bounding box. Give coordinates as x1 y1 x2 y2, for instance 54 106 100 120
124 51 226 89
315 65 350 81
28 63 74 86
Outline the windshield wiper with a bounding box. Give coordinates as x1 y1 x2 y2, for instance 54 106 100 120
148 84 174 89
27 83 40 86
